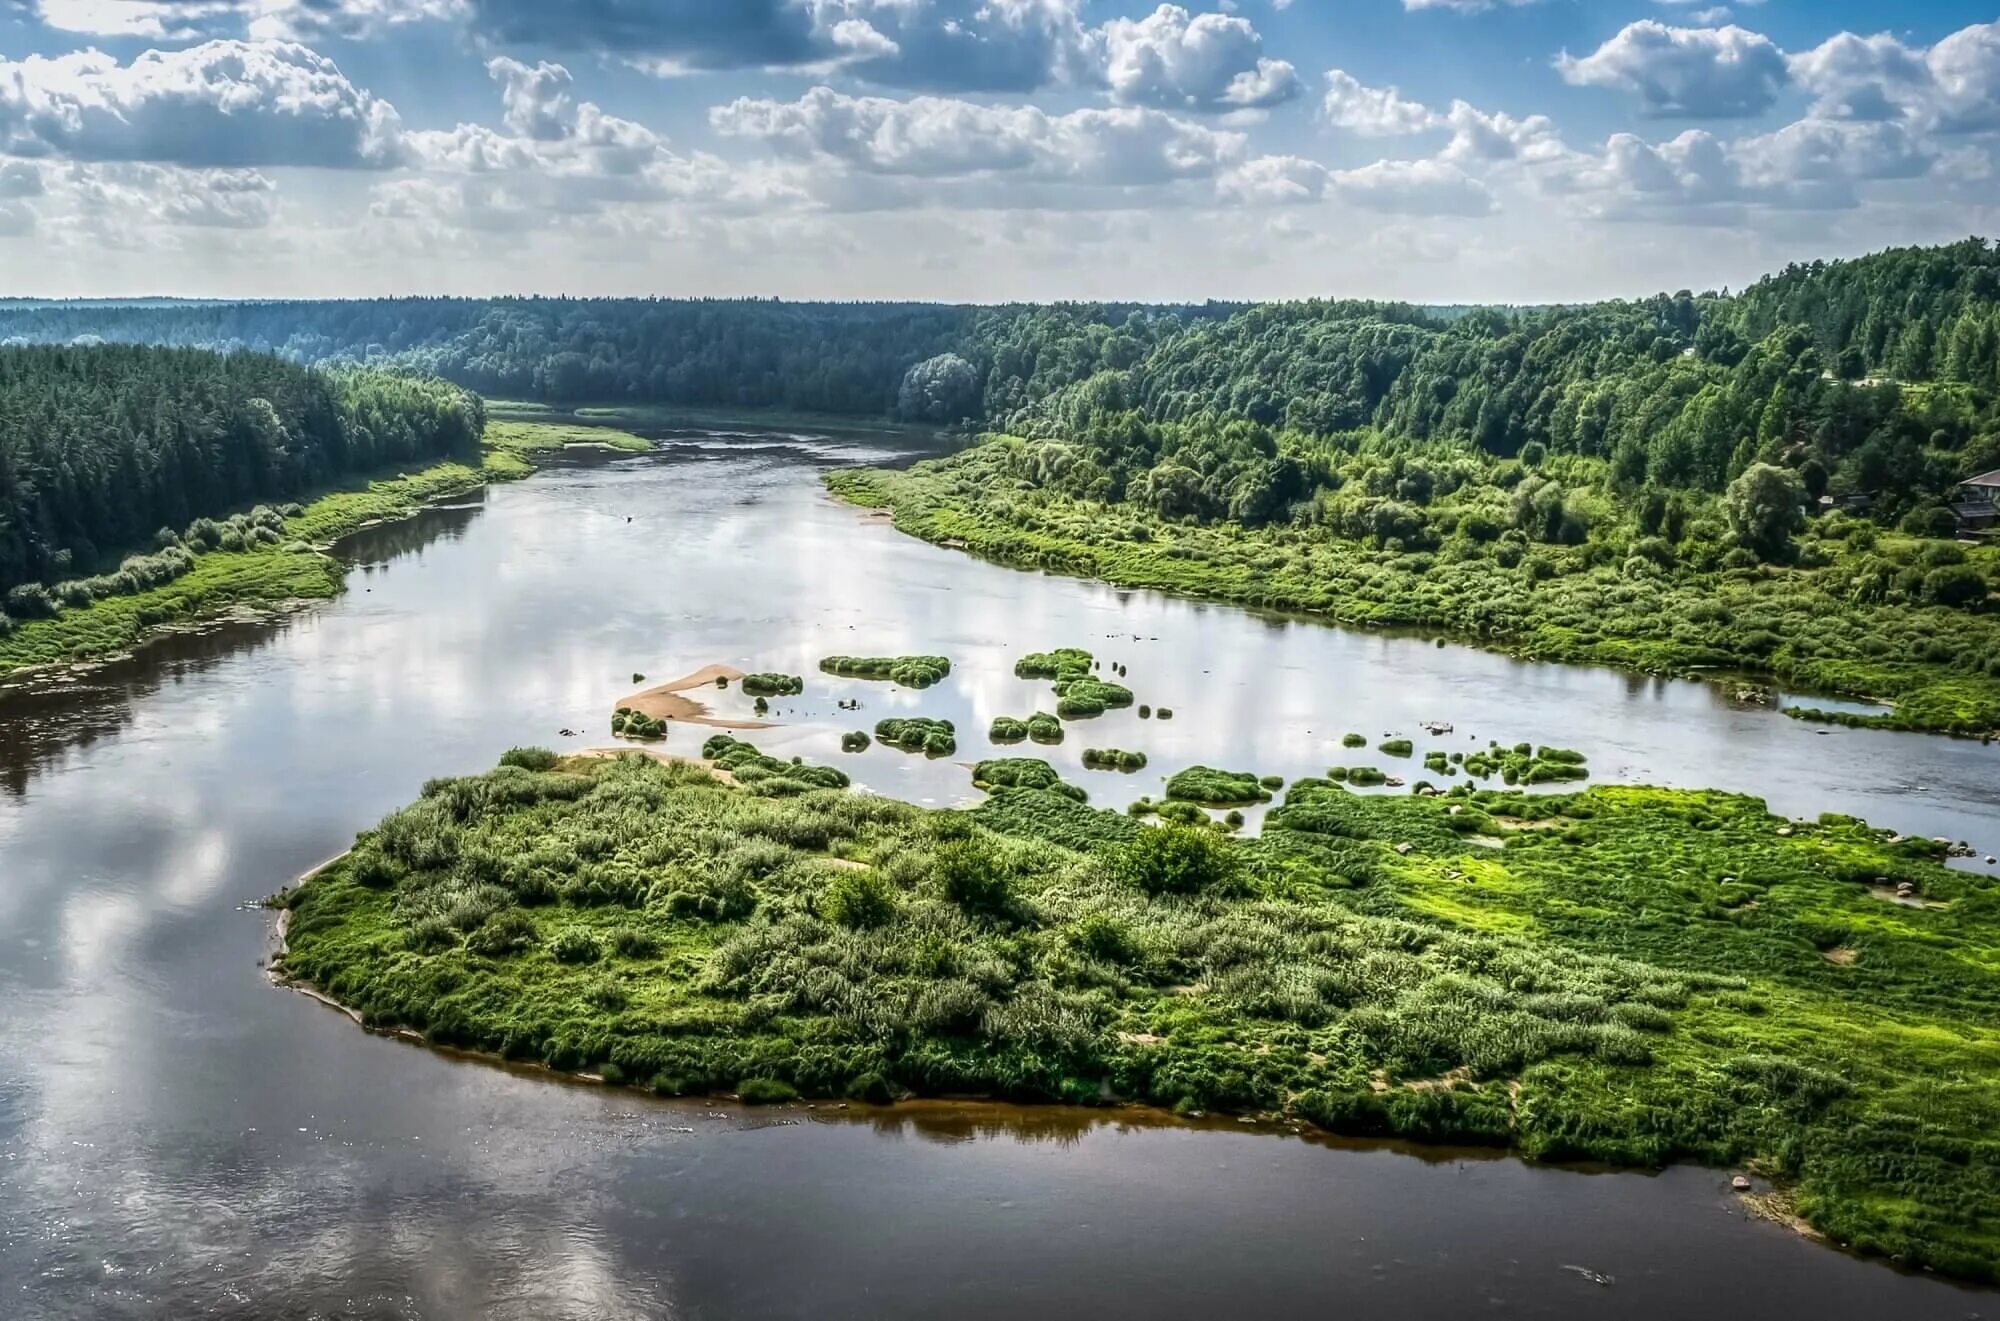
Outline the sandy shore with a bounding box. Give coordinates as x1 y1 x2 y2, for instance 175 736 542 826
617 663 774 732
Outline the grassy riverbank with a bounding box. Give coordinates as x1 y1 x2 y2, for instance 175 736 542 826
279 750 2000 1280
828 440 2000 736
0 430 560 676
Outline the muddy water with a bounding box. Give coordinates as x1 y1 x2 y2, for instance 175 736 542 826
0 428 1991 1319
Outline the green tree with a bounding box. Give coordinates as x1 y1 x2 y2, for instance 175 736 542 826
1724 462 1806 560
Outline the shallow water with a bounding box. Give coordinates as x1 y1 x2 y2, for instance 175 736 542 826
0 428 1994 1319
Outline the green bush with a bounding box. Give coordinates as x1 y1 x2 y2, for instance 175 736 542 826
1082 747 1148 772
1118 823 1240 896
499 747 560 772
935 836 1013 915
990 715 1029 742
742 673 805 697
1379 738 1414 757
738 1077 799 1105
824 868 899 929
841 731 872 753
550 929 602 964
1342 733 1367 748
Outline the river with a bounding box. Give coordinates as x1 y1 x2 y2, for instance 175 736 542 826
0 426 1992 1319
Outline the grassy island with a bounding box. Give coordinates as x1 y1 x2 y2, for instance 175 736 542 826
820 655 952 688
741 673 806 697
279 751 2000 1281
874 717 957 756
1165 766 1274 806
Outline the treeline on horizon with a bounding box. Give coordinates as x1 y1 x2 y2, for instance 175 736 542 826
2 237 1998 536
0 345 485 599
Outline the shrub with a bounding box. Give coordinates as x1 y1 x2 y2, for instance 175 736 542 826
550 929 602 964
1156 708 1174 720
841 731 872 753
824 868 899 929
742 673 805 696
1082 748 1148 772
935 837 1013 915
1119 823 1240 896
738 1077 798 1105
1379 739 1414 757
499 747 560 772
610 926 661 958
4 583 57 619
990 715 1029 742
1342 734 1367 748
468 909 537 956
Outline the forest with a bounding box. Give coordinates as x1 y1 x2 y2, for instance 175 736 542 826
0 345 485 602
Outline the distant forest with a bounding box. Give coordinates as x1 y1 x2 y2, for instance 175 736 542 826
3 237 1999 534
0 345 483 597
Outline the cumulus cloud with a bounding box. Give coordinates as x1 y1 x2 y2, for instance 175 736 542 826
1096 5 1300 111
1790 21 2000 134
1557 21 1790 118
27 0 461 41
0 40 404 168
1321 69 1438 136
710 86 1247 187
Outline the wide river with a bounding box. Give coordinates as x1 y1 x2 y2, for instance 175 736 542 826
2 427 1995 1320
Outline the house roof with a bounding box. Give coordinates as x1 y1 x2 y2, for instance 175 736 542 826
1965 468 2000 489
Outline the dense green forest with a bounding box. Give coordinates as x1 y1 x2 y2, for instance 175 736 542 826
6 240 2000 520
0 345 484 603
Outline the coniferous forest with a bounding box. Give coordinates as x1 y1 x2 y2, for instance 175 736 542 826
0 345 484 599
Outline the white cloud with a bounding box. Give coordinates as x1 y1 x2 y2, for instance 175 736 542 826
710 86 1247 188
1557 21 1790 118
0 40 405 168
1330 157 1494 216
1217 154 1327 204
29 0 463 41
1790 21 2000 135
1321 69 1438 136
1096 5 1300 111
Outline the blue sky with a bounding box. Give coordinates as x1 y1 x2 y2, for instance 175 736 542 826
0 0 1995 301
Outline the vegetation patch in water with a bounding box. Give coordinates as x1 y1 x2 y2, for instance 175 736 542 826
741 673 805 697
820 655 952 688
973 758 1088 802
840 731 871 753
611 708 669 741
281 753 2000 1280
1082 748 1148 772
701 734 849 793
874 717 957 756
1165 766 1274 806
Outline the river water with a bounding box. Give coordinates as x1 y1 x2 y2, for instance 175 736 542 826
0 427 1993 1320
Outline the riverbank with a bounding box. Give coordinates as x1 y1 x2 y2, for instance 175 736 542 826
277 748 2000 1282
0 424 574 678
826 441 2000 737
489 398 944 439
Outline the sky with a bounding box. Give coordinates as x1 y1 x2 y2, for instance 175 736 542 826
0 1 1995 303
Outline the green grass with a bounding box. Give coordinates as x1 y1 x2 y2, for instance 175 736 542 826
0 454 516 675
484 419 652 455
1164 766 1273 806
828 443 2000 737
281 753 2000 1281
